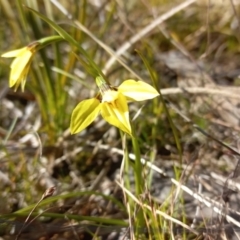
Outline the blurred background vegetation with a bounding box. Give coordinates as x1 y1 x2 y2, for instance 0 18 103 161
1 0 240 239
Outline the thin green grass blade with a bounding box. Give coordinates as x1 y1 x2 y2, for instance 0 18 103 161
13 191 125 213
26 6 104 79
136 49 182 159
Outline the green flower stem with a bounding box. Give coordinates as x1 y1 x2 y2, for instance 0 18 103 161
120 132 131 192
131 133 143 195
130 123 145 234
37 35 63 48
120 127 145 236
96 75 109 88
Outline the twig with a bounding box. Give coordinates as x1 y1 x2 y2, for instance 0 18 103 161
50 0 197 76
103 0 197 73
160 86 240 99
15 187 56 240
116 181 199 235
88 140 240 229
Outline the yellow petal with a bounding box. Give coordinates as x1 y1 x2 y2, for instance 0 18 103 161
118 80 159 101
19 64 31 92
101 94 132 135
10 50 32 69
70 98 101 134
20 75 27 92
9 51 32 88
1 47 28 58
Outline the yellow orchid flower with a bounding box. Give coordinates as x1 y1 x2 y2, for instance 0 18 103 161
1 36 62 92
70 77 159 135
1 42 39 91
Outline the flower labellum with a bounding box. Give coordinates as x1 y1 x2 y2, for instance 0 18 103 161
70 76 159 135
